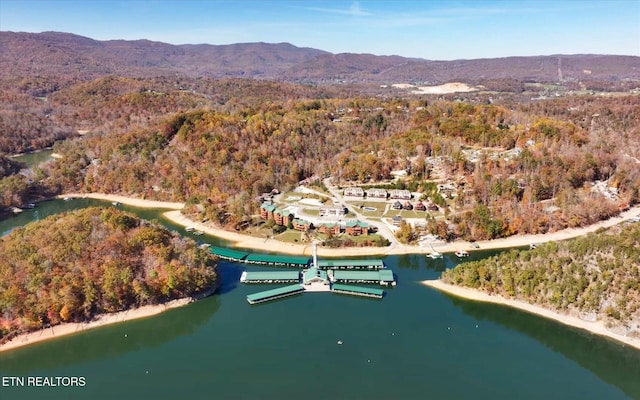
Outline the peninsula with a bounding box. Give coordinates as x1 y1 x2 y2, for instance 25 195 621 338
0 206 218 351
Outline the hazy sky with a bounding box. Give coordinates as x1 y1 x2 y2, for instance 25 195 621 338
1 0 638 60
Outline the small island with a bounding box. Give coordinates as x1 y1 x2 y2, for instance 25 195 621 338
0 207 218 346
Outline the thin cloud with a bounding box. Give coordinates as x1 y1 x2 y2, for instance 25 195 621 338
306 1 372 16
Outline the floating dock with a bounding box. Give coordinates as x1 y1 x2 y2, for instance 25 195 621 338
240 271 301 284
331 284 384 299
246 284 305 304
317 259 385 270
331 270 396 286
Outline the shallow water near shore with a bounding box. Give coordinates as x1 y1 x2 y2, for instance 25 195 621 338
1 200 639 399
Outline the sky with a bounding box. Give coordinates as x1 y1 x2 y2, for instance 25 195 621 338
1 0 639 60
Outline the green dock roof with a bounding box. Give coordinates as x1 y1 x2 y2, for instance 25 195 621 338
246 284 304 302
332 284 384 296
303 267 329 284
317 259 385 269
209 246 249 261
333 270 381 281
243 271 300 281
244 253 310 265
378 270 394 282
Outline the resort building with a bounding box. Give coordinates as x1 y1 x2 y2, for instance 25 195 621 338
274 209 292 226
415 201 426 211
389 189 412 200
260 203 276 220
345 220 370 236
343 187 364 198
319 206 347 217
292 218 312 231
316 222 341 236
403 201 413 210
365 188 388 199
392 201 403 210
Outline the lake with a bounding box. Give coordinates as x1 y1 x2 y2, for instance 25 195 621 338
1 199 639 400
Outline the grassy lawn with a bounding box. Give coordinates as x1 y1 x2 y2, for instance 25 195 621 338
275 230 308 244
301 208 320 216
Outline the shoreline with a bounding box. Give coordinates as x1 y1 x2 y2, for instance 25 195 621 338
0 297 193 353
162 204 640 256
58 193 185 210
56 192 640 256
421 279 640 351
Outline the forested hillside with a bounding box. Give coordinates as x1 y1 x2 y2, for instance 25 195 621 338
36 85 640 239
441 222 640 336
0 207 218 342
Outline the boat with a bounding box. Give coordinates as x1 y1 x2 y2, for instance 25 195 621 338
426 244 443 259
63 197 71 201
185 226 195 232
193 230 204 236
337 340 343 345
111 201 120 206
23 203 36 209
455 250 470 258
529 243 538 249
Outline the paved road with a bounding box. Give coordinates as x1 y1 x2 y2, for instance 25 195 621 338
321 178 402 248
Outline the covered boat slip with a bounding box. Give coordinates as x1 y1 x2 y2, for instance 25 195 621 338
244 254 310 267
246 284 305 304
317 259 385 270
330 269 396 286
209 246 249 262
240 270 301 284
210 246 310 267
332 284 384 299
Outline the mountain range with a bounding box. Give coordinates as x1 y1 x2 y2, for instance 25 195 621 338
2 31 640 86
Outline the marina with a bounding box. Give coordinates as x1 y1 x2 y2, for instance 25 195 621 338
239 242 393 303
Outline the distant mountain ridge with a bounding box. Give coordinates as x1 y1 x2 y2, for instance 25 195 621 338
2 31 640 85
